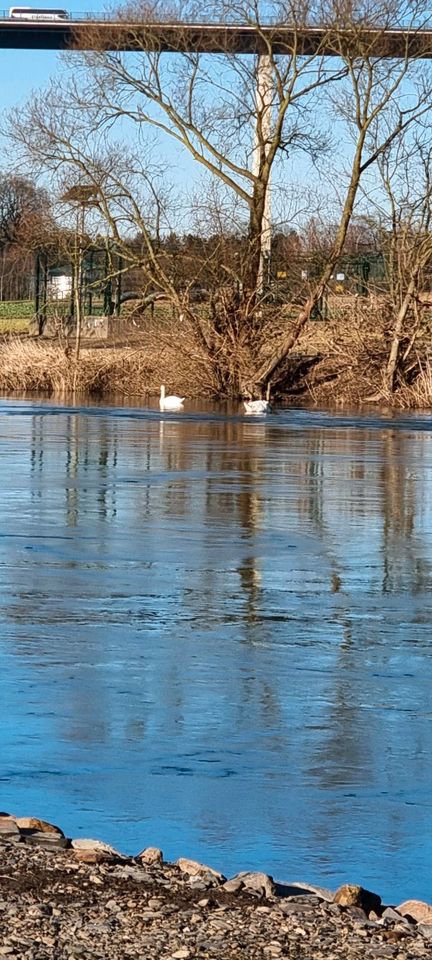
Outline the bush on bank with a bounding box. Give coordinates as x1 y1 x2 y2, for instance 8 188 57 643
0 324 431 408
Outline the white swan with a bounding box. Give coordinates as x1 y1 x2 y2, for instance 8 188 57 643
243 399 272 415
159 385 185 412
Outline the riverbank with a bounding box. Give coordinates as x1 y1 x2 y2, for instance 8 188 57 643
1 815 431 959
0 318 431 408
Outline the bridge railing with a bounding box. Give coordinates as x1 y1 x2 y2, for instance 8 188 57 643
0 10 117 20
0 11 431 30
0 11 271 22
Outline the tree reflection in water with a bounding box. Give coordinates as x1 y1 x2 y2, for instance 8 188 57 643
0 401 431 902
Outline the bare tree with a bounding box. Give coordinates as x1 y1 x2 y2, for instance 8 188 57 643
0 176 48 246
6 0 432 397
257 0 432 388
0 176 51 301
67 0 349 394
363 127 432 392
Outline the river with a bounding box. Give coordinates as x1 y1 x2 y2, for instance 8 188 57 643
0 397 431 904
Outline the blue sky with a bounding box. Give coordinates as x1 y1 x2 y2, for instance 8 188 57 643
0 3 417 234
0 2 107 109
0 2 202 218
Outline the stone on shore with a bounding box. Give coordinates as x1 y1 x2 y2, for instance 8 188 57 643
1 830 432 959
137 846 164 865
0 817 20 841
277 881 334 901
223 877 245 893
293 882 334 902
0 814 67 848
225 871 276 898
176 857 226 883
71 838 124 863
395 899 432 922
334 884 382 915
15 817 64 835
382 906 411 924
21 830 69 850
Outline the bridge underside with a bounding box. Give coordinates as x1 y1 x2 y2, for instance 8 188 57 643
0 22 432 57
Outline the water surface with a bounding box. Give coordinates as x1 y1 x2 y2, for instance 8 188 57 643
0 398 431 903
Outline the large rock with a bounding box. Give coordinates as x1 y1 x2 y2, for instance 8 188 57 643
71 839 123 864
0 815 68 848
0 817 20 842
136 847 163 866
382 906 411 924
226 871 276 899
223 877 245 894
15 817 64 836
334 884 382 915
23 831 69 850
176 858 225 883
395 900 432 923
277 881 334 902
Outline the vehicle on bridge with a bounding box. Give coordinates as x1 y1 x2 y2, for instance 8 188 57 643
8 7 68 19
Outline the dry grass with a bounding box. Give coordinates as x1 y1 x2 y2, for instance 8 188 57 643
290 302 390 405
0 319 29 335
0 340 70 394
290 299 432 409
0 340 155 398
0 336 218 400
391 357 432 409
0 298 431 409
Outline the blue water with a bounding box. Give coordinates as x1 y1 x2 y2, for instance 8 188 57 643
0 397 431 904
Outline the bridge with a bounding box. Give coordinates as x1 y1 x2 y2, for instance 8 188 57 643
0 13 432 57
5 11 432 297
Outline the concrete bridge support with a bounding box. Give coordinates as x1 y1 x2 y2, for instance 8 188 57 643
253 54 273 293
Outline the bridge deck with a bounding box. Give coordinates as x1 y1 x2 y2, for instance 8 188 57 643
0 19 431 56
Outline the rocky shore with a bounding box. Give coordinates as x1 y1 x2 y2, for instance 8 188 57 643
0 815 431 959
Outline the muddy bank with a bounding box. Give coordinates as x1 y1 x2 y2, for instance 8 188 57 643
0 815 431 959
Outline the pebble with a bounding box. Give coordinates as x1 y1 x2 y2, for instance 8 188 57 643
0 818 431 960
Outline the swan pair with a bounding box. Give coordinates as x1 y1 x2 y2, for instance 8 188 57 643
159 385 185 411
243 399 272 415
159 385 271 415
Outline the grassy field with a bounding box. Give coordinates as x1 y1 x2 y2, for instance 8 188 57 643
0 300 32 333
0 300 33 318
0 298 106 335
0 318 29 334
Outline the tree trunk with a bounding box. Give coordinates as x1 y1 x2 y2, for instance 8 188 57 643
245 182 267 301
74 203 85 367
385 273 418 392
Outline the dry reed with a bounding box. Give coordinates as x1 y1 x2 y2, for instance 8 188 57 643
1 297 431 408
392 356 432 408
0 340 155 398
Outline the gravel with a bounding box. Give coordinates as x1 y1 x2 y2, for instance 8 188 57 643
0 826 431 959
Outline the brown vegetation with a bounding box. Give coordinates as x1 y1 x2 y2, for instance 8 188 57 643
286 296 432 409
0 339 154 398
7 0 432 401
1 291 432 409
2 2 432 404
